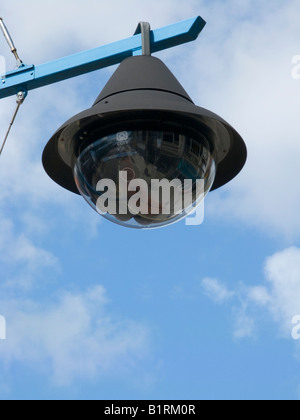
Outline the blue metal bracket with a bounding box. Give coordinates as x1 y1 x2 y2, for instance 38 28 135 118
0 16 205 100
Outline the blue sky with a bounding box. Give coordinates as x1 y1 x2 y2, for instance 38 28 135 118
0 0 300 400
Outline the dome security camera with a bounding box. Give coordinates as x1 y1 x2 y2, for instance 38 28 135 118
43 56 247 229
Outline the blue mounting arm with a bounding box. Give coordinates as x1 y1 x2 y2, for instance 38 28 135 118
0 16 205 100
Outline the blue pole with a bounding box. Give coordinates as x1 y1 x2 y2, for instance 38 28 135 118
0 16 205 100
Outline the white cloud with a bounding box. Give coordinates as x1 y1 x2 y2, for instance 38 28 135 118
201 277 235 304
251 247 300 335
0 213 59 290
201 277 256 338
197 0 300 239
248 286 271 306
0 285 150 386
233 305 255 340
0 218 56 269
201 247 300 340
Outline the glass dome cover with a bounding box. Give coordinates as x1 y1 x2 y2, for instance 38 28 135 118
74 128 216 229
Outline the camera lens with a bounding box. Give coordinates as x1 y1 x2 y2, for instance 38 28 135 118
73 129 216 229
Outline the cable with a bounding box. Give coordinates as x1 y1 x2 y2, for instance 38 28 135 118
0 91 26 156
0 17 23 67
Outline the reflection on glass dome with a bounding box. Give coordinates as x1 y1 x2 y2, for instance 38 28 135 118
73 130 216 229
